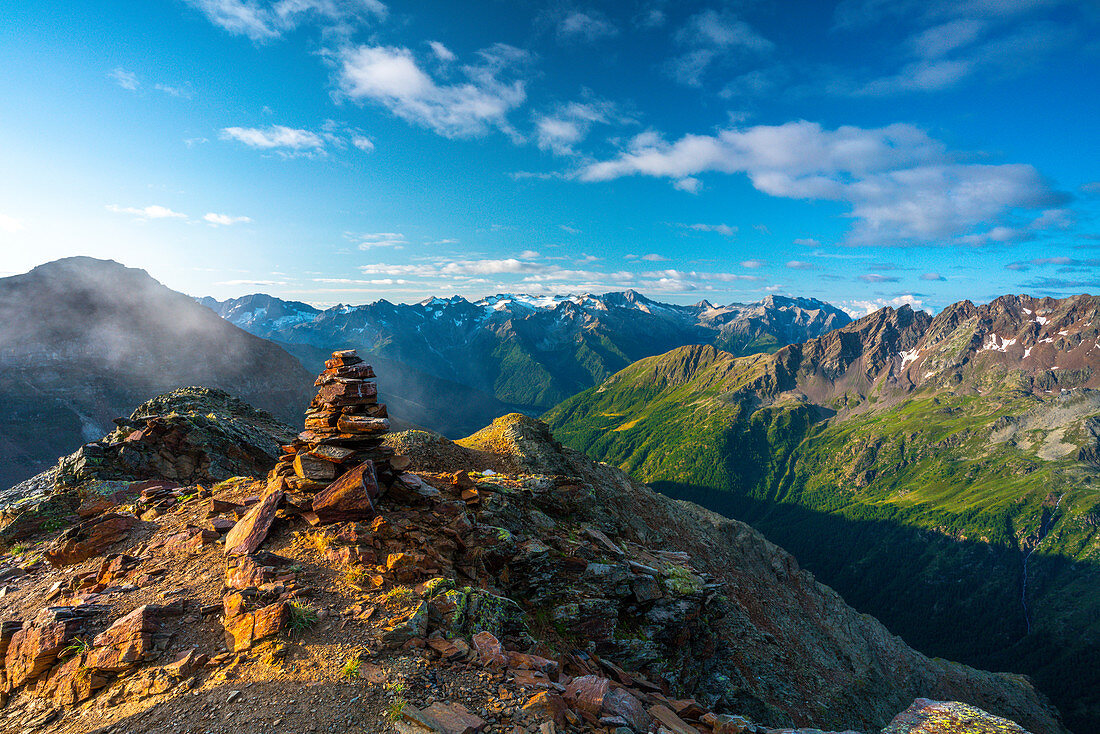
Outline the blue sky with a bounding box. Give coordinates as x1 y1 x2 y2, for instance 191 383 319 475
1 0 1098 314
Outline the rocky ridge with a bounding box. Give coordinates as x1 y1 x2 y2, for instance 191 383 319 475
0 352 1063 734
544 293 1100 733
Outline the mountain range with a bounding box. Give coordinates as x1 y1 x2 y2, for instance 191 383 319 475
546 293 1100 733
201 289 850 435
0 258 314 490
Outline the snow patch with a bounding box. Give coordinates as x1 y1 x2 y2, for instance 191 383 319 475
899 348 920 368
981 334 1017 352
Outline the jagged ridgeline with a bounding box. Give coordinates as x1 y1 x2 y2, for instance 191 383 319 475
545 294 1100 734
201 290 852 436
0 349 1066 733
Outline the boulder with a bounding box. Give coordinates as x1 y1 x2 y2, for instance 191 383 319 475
85 604 159 673
471 630 505 667
224 491 283 555
883 699 1034 734
563 675 609 718
311 461 380 523
43 513 136 567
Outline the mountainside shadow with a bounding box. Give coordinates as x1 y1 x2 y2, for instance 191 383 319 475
653 480 1100 734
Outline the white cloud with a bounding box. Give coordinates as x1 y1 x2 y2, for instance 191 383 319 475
429 41 456 63
106 204 187 220
534 99 620 156
221 125 326 151
204 212 252 226
786 260 817 270
688 223 737 236
357 232 407 249
641 254 670 262
519 250 540 259
351 135 375 152
355 256 760 296
793 237 820 247
673 177 702 193
741 259 765 268
580 121 1067 244
109 68 139 91
0 213 24 233
842 294 925 317
557 11 619 43
921 272 945 280
335 43 529 139
185 0 386 42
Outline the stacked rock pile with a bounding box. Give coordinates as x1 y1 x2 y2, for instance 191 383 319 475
268 349 395 518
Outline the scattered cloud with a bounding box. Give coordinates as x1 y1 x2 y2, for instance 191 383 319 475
184 0 386 42
204 212 252 226
1005 256 1100 272
518 250 540 259
673 177 702 193
741 259 766 268
221 125 326 151
686 223 737 236
350 135 375 152
641 254 670 261
155 82 193 99
793 237 820 247
557 10 619 43
428 41 455 63
831 1 1078 96
220 123 371 156
786 260 817 270
109 68 140 91
580 120 1068 245
356 232 407 249
858 273 900 283
334 43 530 139
667 9 774 87
106 204 187 220
559 224 580 234
920 272 945 280
534 99 620 156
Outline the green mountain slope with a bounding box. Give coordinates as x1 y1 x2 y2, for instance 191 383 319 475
545 295 1100 734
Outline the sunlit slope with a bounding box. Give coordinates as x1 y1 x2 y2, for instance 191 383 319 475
545 297 1100 733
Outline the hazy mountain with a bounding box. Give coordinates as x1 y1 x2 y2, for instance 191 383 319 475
545 294 1100 733
201 290 850 426
0 257 313 489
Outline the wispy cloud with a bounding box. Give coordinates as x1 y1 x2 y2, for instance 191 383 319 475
184 0 386 42
106 204 187 220
686 223 737 236
220 122 371 156
580 121 1068 245
334 43 530 139
109 68 140 91
534 99 621 156
557 10 619 43
221 125 326 151
204 212 251 226
356 232 407 249
666 9 774 87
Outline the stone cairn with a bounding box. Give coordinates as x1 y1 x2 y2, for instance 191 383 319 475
267 349 395 522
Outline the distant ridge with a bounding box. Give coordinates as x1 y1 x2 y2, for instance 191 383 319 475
201 289 851 433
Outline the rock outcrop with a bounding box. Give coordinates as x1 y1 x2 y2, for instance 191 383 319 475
0 375 1064 734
